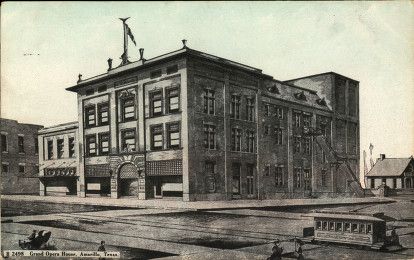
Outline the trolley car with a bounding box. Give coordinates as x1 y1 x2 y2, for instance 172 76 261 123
305 211 400 250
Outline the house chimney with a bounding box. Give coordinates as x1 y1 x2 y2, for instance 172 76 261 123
77 74 82 83
182 39 187 49
139 48 145 61
107 58 113 71
380 154 386 161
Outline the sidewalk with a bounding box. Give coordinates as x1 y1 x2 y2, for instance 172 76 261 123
1 194 394 211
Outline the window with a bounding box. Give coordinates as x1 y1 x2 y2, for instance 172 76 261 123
34 137 38 154
321 169 327 187
167 65 178 74
304 137 311 155
151 125 163 150
121 129 136 152
69 137 75 158
351 223 358 233
232 163 241 195
246 131 255 153
18 135 24 153
335 222 343 231
366 224 372 234
57 138 64 159
99 133 110 155
98 102 109 125
2 163 9 173
247 164 254 195
86 135 97 156
230 94 241 119
167 123 180 149
1 134 7 152
121 96 135 121
264 125 271 136
276 107 283 119
150 69 162 79
150 91 163 117
293 112 301 127
19 164 25 174
203 124 216 149
322 221 328 230
294 136 301 153
166 88 180 113
47 140 53 159
393 178 397 189
203 89 215 115
98 85 107 93
303 114 311 127
304 169 311 190
231 128 242 151
345 223 351 232
316 221 321 230
246 97 255 121
275 128 283 145
85 106 96 127
264 165 270 176
370 179 375 189
264 104 271 116
86 89 94 96
359 224 366 233
295 168 302 188
275 166 284 187
205 161 216 193
329 222 335 231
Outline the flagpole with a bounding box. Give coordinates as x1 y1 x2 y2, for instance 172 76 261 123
119 17 130 65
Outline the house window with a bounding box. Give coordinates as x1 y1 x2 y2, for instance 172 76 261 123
205 161 216 193
98 85 107 93
167 65 178 75
47 140 53 159
246 131 255 153
304 169 311 190
85 89 94 96
151 125 163 150
57 138 64 159
345 223 351 232
166 88 180 113
121 96 135 121
69 137 75 158
322 221 328 230
352 223 359 233
167 123 180 149
99 133 110 155
121 129 136 152
247 164 254 195
366 224 372 233
370 179 375 189
329 222 335 231
1 134 7 152
18 135 24 153
304 137 311 155
275 166 284 187
336 222 343 231
86 135 97 156
98 102 109 125
203 123 216 149
303 114 311 127
230 94 241 119
246 97 255 121
359 224 366 233
276 107 284 119
264 165 270 176
231 128 242 151
321 169 327 187
293 112 301 127
295 168 303 188
85 106 96 127
275 128 283 145
19 164 25 174
294 136 301 153
2 163 9 173
264 104 271 116
203 89 215 115
393 178 397 189
316 221 322 230
34 137 38 154
150 91 163 117
150 69 162 79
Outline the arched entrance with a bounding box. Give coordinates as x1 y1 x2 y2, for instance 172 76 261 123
118 163 139 197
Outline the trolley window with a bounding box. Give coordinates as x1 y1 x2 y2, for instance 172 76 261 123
335 222 343 231
316 221 322 230
329 222 335 231
366 224 372 234
345 222 351 232
359 223 366 233
352 223 359 233
322 221 328 230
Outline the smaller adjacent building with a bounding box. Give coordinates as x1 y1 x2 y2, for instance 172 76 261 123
1 118 43 194
366 154 414 189
38 122 79 196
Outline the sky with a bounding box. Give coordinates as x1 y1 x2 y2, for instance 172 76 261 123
1 2 413 174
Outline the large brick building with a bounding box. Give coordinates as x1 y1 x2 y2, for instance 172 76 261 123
1 118 43 194
39 43 360 201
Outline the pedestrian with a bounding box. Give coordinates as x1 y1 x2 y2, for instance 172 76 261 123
267 239 283 260
296 244 304 260
98 240 106 251
27 230 37 241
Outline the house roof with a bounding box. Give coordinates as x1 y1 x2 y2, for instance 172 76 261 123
305 212 384 222
366 157 413 177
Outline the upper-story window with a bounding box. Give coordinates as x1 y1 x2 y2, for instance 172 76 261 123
203 123 216 149
230 94 241 119
264 104 271 117
275 128 283 145
246 131 255 153
231 128 242 151
85 89 94 96
151 125 163 150
304 137 311 155
167 123 180 149
18 135 25 153
303 114 312 127
121 96 135 121
99 133 110 155
57 138 64 159
121 129 136 152
276 107 284 119
69 137 75 158
150 91 163 117
166 65 178 75
203 89 215 115
98 102 109 125
34 137 38 155
85 106 96 127
1 134 7 152
97 85 107 93
47 140 53 159
150 69 162 79
86 135 97 156
18 164 25 174
293 112 301 127
166 88 180 113
294 136 301 153
246 97 255 121
2 163 9 173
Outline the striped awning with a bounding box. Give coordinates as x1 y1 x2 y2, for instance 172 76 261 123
44 167 77 177
146 160 182 176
